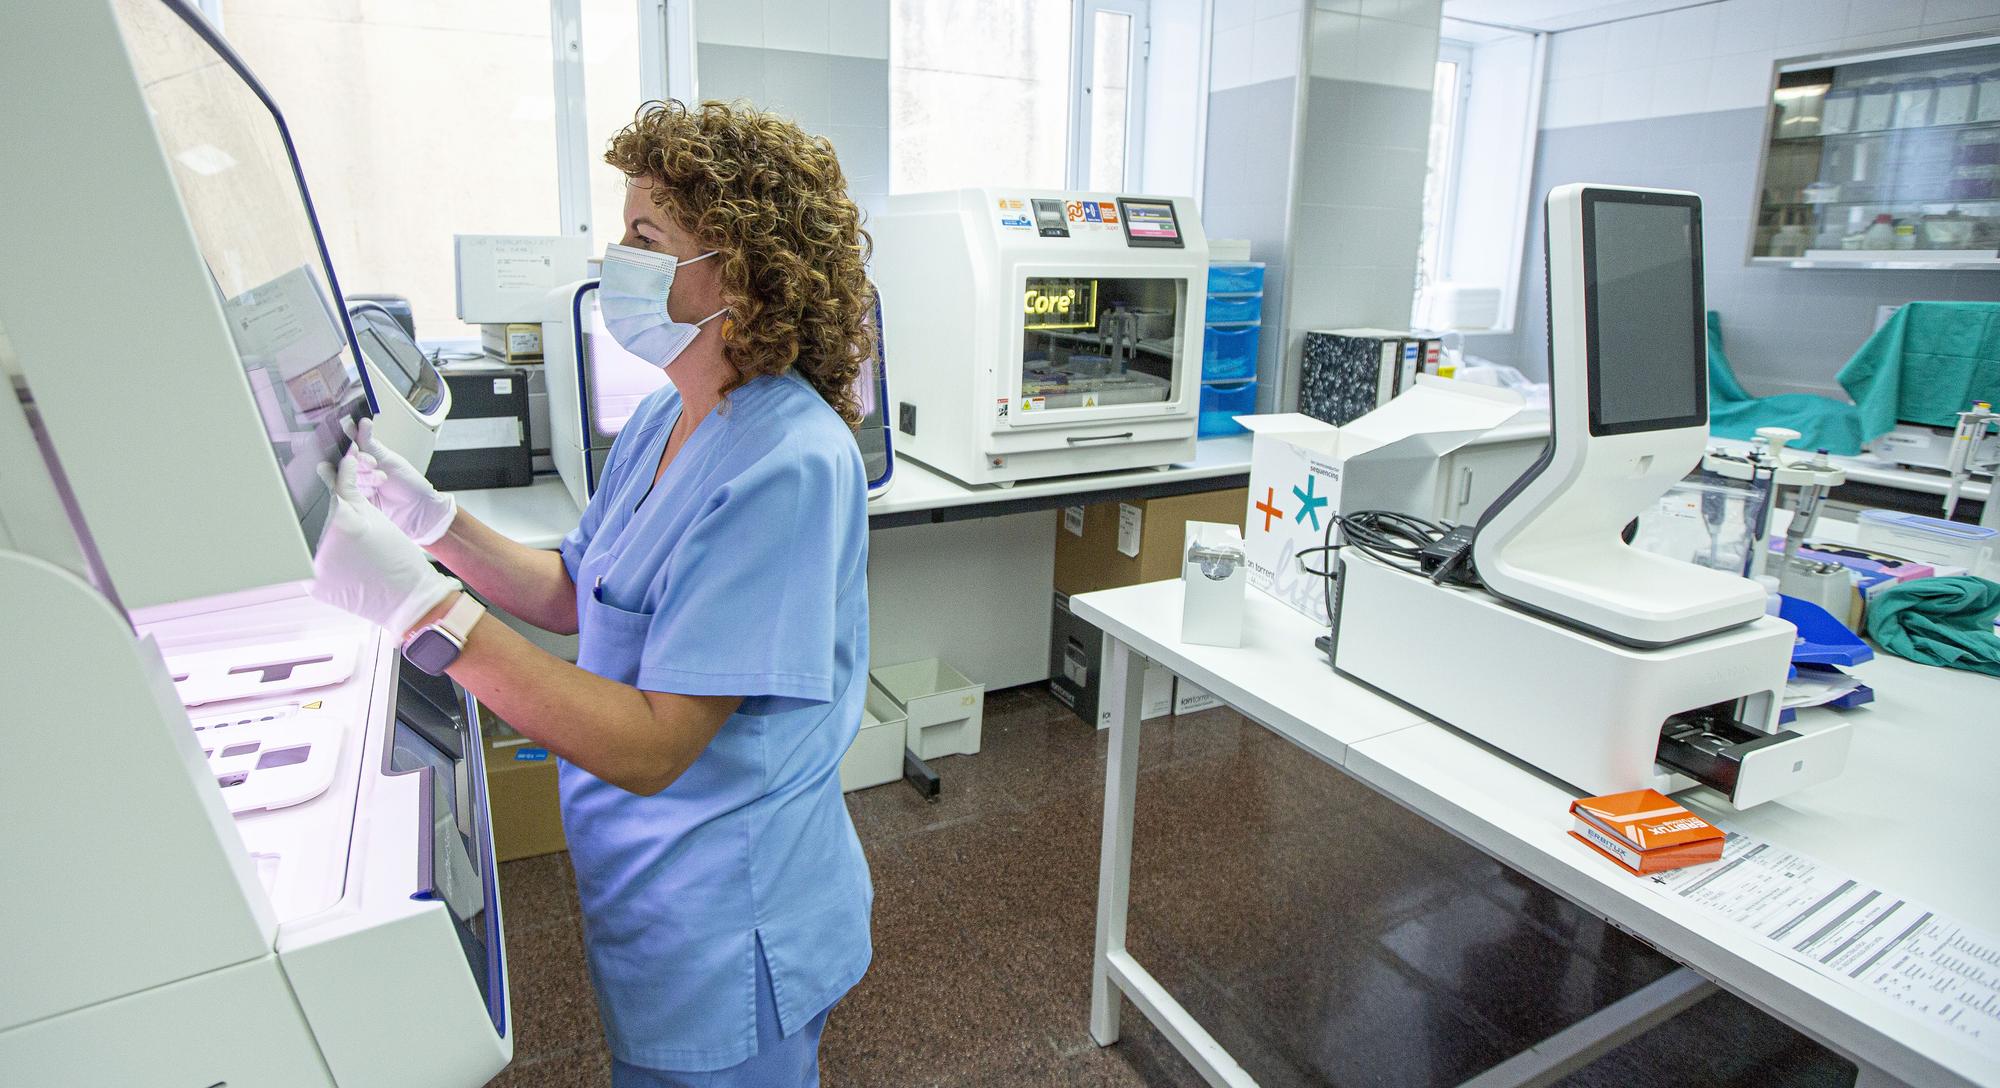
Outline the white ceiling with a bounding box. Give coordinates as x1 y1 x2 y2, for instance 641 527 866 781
1439 0 1710 33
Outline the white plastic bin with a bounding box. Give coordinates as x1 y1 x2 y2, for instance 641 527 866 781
839 683 907 792
1856 510 1997 578
870 658 984 760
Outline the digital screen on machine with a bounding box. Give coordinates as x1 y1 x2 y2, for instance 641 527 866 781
579 287 672 438
1117 199 1183 248
113 0 370 549
1581 190 1706 436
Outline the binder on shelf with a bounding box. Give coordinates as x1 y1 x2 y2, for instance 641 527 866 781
1300 329 1444 425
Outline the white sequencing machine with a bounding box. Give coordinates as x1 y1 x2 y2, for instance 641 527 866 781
872 188 1208 485
1330 184 1850 809
0 2 510 1084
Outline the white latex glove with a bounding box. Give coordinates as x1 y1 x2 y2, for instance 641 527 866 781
342 415 457 545
310 452 461 635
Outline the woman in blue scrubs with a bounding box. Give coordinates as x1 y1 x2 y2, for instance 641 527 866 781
308 101 875 1086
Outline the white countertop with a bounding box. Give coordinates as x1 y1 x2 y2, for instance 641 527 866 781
868 434 1255 519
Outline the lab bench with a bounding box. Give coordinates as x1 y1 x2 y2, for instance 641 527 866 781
1075 578 1997 1088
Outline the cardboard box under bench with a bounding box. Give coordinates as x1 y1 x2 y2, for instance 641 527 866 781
481 709 567 863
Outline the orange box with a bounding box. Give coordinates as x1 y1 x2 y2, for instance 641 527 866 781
1568 788 1724 876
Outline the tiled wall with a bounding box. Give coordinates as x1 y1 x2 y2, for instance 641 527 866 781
1277 0 1442 405
1203 1 1307 408
694 0 891 219
1464 0 2000 394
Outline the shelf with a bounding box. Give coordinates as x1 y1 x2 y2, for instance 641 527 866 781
1752 250 2000 270
1762 197 2000 209
1772 118 2000 142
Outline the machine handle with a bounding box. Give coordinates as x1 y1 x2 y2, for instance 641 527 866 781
1067 432 1135 445
1458 467 1474 505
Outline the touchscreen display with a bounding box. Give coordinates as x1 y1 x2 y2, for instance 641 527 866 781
1583 191 1705 435
1118 199 1184 248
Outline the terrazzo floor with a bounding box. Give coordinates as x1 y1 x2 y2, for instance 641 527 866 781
487 686 1856 1088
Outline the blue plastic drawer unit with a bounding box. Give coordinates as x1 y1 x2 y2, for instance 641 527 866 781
1205 294 1262 324
1201 325 1259 382
1206 262 1265 295
1199 380 1257 436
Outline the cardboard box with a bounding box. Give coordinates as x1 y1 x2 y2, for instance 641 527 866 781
1055 488 1249 597
1239 377 1522 625
1049 591 1174 729
481 712 566 863
1173 678 1222 715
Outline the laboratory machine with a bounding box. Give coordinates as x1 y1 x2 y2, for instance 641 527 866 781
348 298 453 470
1329 185 1850 810
872 188 1209 485
541 280 897 507
0 2 509 1085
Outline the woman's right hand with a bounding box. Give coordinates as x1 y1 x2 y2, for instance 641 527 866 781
342 415 457 545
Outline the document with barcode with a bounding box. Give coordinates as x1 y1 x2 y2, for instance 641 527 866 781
1644 831 1999 1056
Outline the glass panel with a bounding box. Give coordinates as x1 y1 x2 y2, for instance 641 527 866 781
1087 10 1132 191
1019 277 1183 411
890 0 1073 191
219 0 561 340
389 719 494 1022
113 0 369 549
1414 58 1462 320
1754 41 2000 259
582 0 643 248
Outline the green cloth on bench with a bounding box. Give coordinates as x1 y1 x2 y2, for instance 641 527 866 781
1865 575 2000 677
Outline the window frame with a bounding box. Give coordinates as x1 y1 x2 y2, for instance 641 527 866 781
1428 41 1475 292
1068 0 1151 192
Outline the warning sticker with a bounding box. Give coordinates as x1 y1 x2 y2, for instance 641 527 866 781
1099 201 1119 224
1021 396 1046 413
995 396 1010 421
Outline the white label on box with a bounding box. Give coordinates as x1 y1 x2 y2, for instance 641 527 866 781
1117 503 1142 558
435 415 522 452
1063 505 1085 537
493 378 514 395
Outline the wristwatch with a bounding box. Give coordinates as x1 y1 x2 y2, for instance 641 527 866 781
403 593 486 676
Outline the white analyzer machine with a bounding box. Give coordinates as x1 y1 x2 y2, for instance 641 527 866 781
1330 184 1850 810
872 188 1209 485
0 2 510 1085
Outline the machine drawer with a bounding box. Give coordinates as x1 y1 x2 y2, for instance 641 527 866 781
1656 710 1851 809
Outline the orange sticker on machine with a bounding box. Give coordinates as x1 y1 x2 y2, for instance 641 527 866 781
1098 201 1118 223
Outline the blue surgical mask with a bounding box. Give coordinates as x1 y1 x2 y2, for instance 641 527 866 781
599 243 727 368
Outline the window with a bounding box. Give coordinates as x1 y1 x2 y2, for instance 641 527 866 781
1414 25 1541 335
889 0 1151 195
1414 44 1471 322
216 2 565 341
889 0 1074 192
1072 0 1149 192
210 0 649 342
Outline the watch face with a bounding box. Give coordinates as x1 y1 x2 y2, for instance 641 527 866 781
404 628 460 675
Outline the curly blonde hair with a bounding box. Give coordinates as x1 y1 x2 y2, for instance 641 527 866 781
605 100 873 424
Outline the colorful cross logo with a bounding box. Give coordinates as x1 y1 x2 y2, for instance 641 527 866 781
1292 476 1327 530
1254 487 1284 531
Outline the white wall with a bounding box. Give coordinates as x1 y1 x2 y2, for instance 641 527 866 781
1539 0 2000 132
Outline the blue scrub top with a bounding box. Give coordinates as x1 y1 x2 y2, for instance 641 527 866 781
557 370 873 1072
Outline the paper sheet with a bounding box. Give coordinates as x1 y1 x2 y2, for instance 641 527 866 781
1645 831 2000 1056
